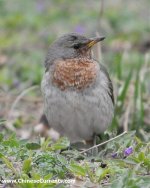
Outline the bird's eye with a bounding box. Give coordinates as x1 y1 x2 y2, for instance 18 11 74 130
73 43 81 49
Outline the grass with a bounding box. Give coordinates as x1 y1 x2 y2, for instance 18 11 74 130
0 0 150 187
0 132 149 187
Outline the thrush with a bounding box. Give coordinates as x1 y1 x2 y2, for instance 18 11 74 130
41 33 114 143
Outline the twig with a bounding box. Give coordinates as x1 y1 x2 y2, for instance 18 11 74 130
123 101 131 132
0 95 42 102
140 53 150 83
80 131 127 154
6 85 39 131
99 0 104 24
8 85 39 119
96 32 102 61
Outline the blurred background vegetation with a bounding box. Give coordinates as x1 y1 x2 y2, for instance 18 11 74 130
0 0 150 140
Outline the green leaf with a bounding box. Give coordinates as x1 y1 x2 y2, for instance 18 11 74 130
138 152 145 161
0 152 4 158
22 158 32 174
51 137 70 150
143 158 150 168
128 156 140 163
68 162 86 176
44 174 53 180
96 167 110 181
57 155 67 165
117 70 132 109
0 119 6 125
1 156 18 175
95 167 104 177
0 133 3 142
26 143 41 150
41 137 52 151
3 139 19 147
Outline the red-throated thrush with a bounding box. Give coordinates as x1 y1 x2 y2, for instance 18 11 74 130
41 33 114 143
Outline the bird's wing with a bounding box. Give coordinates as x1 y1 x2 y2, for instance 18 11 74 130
100 63 115 105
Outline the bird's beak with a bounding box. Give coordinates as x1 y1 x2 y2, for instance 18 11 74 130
86 36 105 48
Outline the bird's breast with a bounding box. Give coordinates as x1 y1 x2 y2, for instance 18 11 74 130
52 58 99 90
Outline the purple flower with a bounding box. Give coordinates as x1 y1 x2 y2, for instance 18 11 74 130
124 147 133 156
74 25 85 34
111 152 117 158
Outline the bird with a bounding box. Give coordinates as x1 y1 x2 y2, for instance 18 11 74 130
41 33 114 144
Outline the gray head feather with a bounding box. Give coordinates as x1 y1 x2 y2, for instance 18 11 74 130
45 33 89 71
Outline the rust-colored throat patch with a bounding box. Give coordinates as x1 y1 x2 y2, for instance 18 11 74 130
52 58 98 90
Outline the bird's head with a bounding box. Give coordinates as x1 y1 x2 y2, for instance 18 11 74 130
45 33 105 70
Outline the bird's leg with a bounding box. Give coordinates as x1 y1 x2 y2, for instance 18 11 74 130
84 134 98 156
71 141 90 151
92 134 98 156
